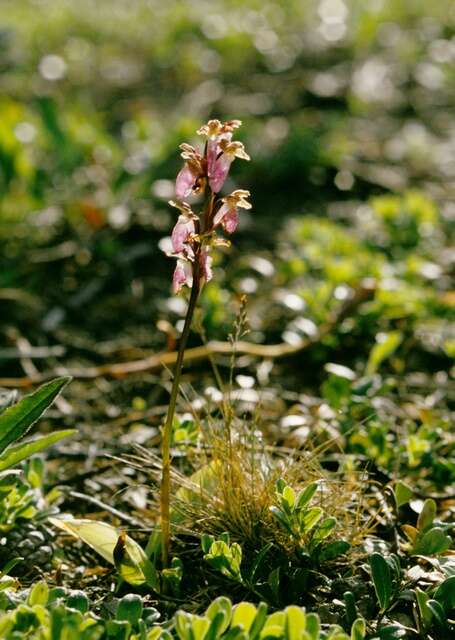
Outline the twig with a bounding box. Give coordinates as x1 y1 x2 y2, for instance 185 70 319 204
0 283 375 388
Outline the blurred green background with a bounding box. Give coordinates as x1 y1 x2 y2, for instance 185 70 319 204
0 0 453 387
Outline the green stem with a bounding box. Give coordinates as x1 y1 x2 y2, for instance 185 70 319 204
160 264 200 568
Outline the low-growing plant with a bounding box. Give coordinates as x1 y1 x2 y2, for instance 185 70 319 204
402 498 453 557
270 479 351 564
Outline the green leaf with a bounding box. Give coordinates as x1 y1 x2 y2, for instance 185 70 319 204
269 506 294 536
312 517 337 544
412 528 452 556
231 602 257 632
417 499 436 531
296 482 318 510
415 588 432 629
369 553 392 611
282 486 295 511
206 596 232 638
28 581 49 606
305 613 320 640
393 482 413 508
426 600 447 628
350 618 365 640
0 430 75 472
117 594 143 625
318 540 350 562
299 507 323 534
433 576 455 613
191 616 210 640
377 623 408 639
284 606 306 640
248 602 268 640
0 377 71 454
366 331 403 375
49 518 159 590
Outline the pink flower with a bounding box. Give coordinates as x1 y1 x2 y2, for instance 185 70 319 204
171 215 196 254
176 165 196 200
213 189 251 234
175 144 205 199
173 259 193 293
197 120 250 193
200 248 213 284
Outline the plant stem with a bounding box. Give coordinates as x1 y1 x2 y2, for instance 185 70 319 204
160 265 200 568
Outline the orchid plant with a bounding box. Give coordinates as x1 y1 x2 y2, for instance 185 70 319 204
160 119 251 566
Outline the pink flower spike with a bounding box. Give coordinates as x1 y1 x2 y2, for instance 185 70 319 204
171 215 196 254
173 259 193 293
176 164 195 200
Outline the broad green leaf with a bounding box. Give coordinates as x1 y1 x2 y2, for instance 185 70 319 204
350 618 365 640
426 600 447 627
262 612 285 638
369 553 392 611
433 576 455 613
417 499 436 531
28 581 49 606
393 482 413 508
0 430 75 472
299 507 323 533
284 606 306 640
366 331 403 375
412 528 452 556
49 518 159 590
191 615 210 640
377 623 408 639
296 482 318 510
415 588 432 629
312 517 337 544
232 602 257 632
282 486 295 511
0 377 70 454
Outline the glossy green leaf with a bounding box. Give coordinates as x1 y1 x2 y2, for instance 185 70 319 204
231 602 257 632
296 482 318 510
417 498 436 531
413 528 452 556
284 606 306 640
433 575 455 613
0 430 75 472
0 377 70 454
350 618 366 640
369 553 392 611
299 507 323 533
393 482 413 508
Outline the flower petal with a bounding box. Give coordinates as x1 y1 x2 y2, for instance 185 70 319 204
200 249 213 283
175 164 195 200
173 259 193 293
171 215 195 254
208 154 233 193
